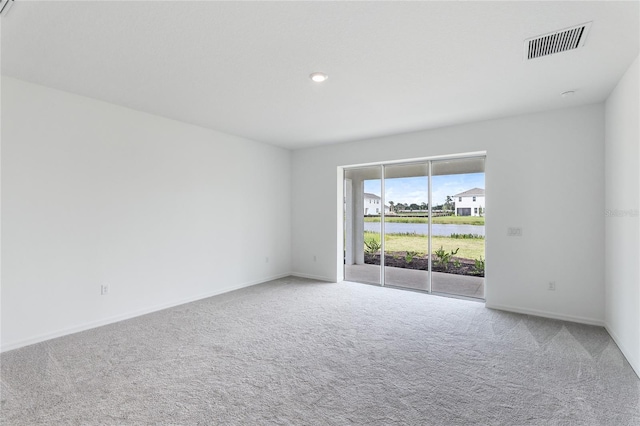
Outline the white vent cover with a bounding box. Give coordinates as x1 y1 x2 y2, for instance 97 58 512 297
525 22 592 60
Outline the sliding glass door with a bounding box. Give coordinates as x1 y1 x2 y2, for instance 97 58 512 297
344 156 485 300
383 163 430 291
431 158 485 298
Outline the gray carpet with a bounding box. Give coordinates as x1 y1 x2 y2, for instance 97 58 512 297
1 277 639 425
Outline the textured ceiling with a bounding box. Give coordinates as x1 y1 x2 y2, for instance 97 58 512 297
2 1 638 149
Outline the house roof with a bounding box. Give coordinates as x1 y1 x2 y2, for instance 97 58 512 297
453 188 485 197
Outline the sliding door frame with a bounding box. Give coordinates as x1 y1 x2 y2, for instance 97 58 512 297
428 160 433 293
341 151 486 294
380 165 386 285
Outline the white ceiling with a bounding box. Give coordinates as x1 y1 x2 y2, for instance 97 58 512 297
2 1 638 149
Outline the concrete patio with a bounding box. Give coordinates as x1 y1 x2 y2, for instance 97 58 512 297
345 264 484 299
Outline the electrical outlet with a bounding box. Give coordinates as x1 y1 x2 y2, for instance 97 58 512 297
548 281 556 291
507 227 523 237
101 284 110 295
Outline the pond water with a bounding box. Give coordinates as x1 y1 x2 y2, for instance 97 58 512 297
363 222 484 236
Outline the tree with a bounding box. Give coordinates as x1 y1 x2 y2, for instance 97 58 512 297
388 201 395 213
420 202 427 211
409 203 420 211
444 196 453 211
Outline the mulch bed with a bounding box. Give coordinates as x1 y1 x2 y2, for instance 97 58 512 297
364 252 484 277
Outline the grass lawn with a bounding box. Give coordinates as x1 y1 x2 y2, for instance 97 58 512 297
431 216 485 225
364 216 484 225
364 231 484 260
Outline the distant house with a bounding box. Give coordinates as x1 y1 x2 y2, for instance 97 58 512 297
453 188 485 216
364 193 389 215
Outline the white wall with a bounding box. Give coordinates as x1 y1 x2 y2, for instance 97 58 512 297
605 55 640 376
455 195 485 216
292 104 606 325
1 77 292 351
364 195 384 215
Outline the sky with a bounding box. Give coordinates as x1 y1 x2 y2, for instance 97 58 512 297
364 173 485 206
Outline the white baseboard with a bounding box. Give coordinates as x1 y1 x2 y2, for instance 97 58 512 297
289 272 336 283
485 302 605 327
0 273 291 353
605 323 640 379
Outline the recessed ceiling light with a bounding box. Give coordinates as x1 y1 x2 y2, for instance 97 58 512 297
561 90 576 98
310 72 328 83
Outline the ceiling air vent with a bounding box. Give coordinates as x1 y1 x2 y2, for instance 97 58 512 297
525 22 592 60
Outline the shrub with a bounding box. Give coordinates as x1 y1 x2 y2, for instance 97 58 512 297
364 239 381 254
434 246 459 269
473 257 485 275
450 233 485 239
405 251 419 263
